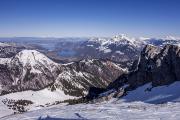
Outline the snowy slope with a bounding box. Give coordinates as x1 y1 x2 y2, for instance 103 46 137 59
1 82 180 119
0 88 76 118
0 50 71 113
122 81 180 104
1 100 180 120
13 49 58 73
0 88 74 105
0 98 14 118
0 49 59 75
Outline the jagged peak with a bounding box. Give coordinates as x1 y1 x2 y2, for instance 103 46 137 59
142 44 180 59
89 34 136 44
161 44 180 55
143 44 158 52
142 44 160 58
143 44 157 49
113 34 129 39
113 34 135 42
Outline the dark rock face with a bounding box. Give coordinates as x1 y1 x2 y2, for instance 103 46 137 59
127 45 161 88
109 44 180 91
150 45 180 86
128 44 180 88
90 44 180 103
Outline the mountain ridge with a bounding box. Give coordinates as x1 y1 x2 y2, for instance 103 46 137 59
0 48 125 98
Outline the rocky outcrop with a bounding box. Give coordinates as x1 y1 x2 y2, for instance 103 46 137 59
99 44 180 102
127 44 180 88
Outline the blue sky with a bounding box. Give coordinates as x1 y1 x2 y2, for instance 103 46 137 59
0 0 180 37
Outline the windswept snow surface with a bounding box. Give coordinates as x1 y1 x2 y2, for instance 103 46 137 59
1 80 180 120
121 81 180 104
1 82 180 119
1 100 180 120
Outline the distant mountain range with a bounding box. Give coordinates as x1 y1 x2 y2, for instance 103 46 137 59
0 35 180 68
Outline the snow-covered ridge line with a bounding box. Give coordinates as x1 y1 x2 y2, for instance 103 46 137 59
15 49 58 67
89 34 180 41
0 49 59 75
89 34 180 45
89 34 137 46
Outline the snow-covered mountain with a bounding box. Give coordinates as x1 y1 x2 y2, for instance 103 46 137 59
0 49 59 94
50 34 180 69
0 47 125 105
70 34 141 67
88 34 142 48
